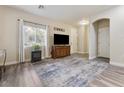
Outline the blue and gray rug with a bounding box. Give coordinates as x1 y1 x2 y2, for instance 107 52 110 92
34 57 109 87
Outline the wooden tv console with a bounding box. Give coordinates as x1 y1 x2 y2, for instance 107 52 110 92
51 45 70 59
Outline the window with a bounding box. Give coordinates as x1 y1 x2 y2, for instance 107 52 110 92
23 25 47 47
18 19 48 62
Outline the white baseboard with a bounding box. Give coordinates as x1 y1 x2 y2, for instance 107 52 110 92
24 56 51 62
5 56 52 66
89 56 97 60
5 61 18 65
45 56 51 58
110 61 124 67
24 59 31 62
77 52 88 54
70 51 78 54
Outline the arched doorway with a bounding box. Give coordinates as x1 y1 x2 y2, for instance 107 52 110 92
93 18 110 60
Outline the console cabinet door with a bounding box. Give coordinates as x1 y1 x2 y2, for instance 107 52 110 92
52 46 70 58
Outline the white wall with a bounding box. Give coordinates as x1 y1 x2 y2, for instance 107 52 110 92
89 6 124 66
78 25 89 54
0 6 78 65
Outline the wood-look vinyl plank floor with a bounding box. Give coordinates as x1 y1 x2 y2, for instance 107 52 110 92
0 55 124 87
0 63 42 87
88 65 124 87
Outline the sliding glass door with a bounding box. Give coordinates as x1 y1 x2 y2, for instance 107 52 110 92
23 22 47 61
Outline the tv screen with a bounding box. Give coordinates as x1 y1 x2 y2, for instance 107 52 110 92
54 34 69 44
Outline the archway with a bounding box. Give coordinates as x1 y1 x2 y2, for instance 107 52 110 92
92 18 110 60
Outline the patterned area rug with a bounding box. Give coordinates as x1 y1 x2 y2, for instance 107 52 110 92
34 57 109 87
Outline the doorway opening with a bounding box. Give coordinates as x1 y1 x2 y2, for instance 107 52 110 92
93 19 110 62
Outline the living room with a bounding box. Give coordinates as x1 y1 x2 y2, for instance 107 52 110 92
1 4 124 88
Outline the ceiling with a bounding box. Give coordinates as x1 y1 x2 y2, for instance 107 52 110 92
10 5 116 26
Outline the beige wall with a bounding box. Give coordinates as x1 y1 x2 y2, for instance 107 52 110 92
89 6 124 67
0 6 78 65
77 25 89 54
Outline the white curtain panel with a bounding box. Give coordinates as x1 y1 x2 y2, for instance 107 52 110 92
18 19 25 63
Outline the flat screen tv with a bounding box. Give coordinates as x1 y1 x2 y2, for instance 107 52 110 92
54 34 69 44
